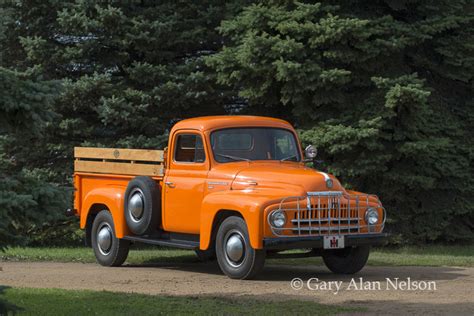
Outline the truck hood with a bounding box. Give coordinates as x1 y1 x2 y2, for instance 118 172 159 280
230 162 343 194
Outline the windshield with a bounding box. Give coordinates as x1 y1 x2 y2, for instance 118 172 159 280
210 128 301 163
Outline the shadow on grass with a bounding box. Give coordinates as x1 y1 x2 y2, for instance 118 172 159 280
373 245 474 256
0 286 22 315
342 299 474 315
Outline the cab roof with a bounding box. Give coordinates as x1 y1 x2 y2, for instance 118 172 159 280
171 115 294 132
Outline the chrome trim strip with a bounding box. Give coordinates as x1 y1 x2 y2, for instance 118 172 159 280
307 191 342 196
207 181 229 185
291 218 360 223
317 171 330 181
284 225 360 231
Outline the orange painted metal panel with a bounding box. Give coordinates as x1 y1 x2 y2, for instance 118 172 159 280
73 115 385 251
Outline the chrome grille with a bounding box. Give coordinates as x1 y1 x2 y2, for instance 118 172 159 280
268 191 385 237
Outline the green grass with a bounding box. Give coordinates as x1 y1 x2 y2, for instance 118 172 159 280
268 245 474 267
0 287 357 315
1 245 473 267
368 245 474 267
0 247 195 265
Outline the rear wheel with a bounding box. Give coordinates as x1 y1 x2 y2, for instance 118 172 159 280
216 216 265 279
92 210 130 266
321 245 370 274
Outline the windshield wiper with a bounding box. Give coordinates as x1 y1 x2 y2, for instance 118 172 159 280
216 153 250 161
280 155 297 161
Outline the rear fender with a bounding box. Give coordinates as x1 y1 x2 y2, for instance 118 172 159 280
80 187 130 238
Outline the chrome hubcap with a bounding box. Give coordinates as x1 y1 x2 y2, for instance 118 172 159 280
97 224 113 255
129 190 144 222
224 231 245 267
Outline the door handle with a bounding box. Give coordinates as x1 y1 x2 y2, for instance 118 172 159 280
165 181 175 188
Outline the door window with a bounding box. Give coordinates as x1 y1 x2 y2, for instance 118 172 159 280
174 134 205 163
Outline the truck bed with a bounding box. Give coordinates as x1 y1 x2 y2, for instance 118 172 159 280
74 147 164 177
73 147 164 237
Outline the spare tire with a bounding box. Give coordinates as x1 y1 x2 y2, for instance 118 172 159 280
124 176 161 236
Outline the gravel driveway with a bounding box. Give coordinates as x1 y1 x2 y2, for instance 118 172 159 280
1 261 473 315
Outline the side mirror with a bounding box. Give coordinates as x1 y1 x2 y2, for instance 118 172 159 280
304 145 318 160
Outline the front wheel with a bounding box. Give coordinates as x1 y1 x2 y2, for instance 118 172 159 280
321 245 370 274
91 210 130 267
216 216 265 279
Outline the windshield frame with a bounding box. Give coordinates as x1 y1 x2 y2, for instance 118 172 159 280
209 127 302 163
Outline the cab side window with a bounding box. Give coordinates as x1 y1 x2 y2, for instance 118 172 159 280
174 134 205 163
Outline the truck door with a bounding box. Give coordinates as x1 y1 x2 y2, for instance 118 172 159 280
163 130 209 234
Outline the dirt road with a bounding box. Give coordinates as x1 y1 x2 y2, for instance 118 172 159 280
1 261 473 315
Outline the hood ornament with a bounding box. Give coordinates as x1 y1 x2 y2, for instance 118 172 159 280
317 171 333 188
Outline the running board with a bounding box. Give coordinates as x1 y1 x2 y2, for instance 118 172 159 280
122 235 199 250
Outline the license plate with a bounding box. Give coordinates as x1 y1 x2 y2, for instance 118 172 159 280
323 235 345 249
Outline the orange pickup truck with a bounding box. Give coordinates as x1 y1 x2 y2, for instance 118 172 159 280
70 116 387 279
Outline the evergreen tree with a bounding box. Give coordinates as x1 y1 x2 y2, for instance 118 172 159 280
208 1 474 242
0 0 471 245
0 1 247 246
0 67 65 249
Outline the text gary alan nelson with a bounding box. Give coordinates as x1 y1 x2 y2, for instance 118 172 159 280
304 277 437 294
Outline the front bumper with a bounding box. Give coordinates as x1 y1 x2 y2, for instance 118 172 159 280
263 233 389 250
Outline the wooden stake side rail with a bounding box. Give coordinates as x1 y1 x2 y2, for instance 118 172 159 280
74 147 164 177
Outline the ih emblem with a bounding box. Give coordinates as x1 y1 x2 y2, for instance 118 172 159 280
324 235 344 249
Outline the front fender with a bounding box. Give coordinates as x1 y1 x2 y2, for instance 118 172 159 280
80 186 130 238
200 188 303 250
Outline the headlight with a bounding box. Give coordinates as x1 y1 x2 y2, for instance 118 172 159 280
365 208 379 225
304 145 318 159
270 210 286 228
